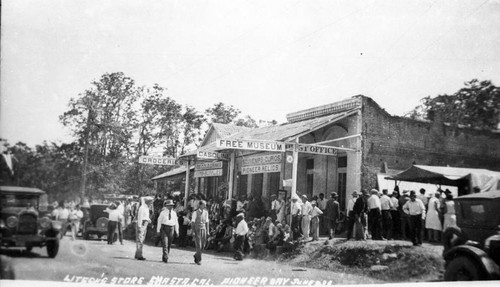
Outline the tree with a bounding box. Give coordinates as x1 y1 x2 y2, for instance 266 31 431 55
234 115 259 128
205 102 241 124
405 79 500 130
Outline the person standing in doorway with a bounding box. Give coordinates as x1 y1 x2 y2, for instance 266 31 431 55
156 200 179 263
191 200 209 265
135 197 152 260
325 192 340 240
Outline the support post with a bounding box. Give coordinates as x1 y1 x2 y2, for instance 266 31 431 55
290 138 299 239
228 152 235 201
184 160 190 209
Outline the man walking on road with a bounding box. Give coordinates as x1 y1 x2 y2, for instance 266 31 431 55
135 197 152 260
156 199 179 263
234 213 249 260
191 200 209 265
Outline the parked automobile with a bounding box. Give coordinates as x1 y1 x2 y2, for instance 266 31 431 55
0 186 61 258
82 204 114 241
442 190 500 281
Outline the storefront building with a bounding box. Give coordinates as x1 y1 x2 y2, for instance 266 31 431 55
154 95 500 210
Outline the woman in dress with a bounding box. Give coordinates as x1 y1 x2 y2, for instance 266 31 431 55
425 192 442 242
442 191 457 230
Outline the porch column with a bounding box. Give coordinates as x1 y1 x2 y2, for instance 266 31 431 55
184 160 190 209
228 152 235 200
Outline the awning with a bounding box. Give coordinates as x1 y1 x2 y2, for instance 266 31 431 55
385 165 500 192
151 165 195 181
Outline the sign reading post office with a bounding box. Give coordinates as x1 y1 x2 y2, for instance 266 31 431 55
139 156 176 166
216 139 286 152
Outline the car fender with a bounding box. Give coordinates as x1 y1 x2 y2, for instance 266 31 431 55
444 245 500 280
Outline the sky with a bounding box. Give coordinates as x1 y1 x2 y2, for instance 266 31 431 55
1 0 500 147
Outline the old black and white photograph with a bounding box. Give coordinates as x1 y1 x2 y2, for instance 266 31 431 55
1 0 500 286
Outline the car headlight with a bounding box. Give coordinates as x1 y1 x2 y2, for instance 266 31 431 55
6 216 18 228
484 234 500 251
0 219 5 228
51 221 62 230
39 217 51 229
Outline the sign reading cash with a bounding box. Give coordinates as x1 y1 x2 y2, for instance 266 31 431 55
297 143 338 156
194 161 223 178
241 153 282 175
197 150 230 160
139 156 176 166
216 139 286 152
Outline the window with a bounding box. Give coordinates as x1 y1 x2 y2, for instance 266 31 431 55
338 156 347 168
237 173 248 198
251 173 264 199
306 158 314 170
337 172 347 210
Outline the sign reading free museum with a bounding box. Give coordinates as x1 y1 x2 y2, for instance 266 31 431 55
216 139 286 152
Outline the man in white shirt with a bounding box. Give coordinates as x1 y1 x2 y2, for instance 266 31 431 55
367 189 383 240
317 193 327 235
191 200 209 265
290 197 302 240
310 201 323 241
105 203 123 245
380 189 394 240
403 191 426 246
135 197 152 260
300 194 313 241
156 200 179 263
233 213 249 261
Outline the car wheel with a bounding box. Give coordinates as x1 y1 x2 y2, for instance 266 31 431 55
47 238 60 258
26 246 33 252
444 256 484 281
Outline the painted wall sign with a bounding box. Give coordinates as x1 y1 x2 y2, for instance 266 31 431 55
139 156 176 165
242 153 282 167
241 163 281 175
297 143 338 156
196 150 230 160
194 169 223 178
216 139 286 152
195 161 223 170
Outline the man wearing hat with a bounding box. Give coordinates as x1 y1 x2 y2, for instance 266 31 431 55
403 190 426 246
156 199 179 263
290 196 302 240
191 200 209 265
135 196 152 260
233 213 249 260
325 192 340 240
300 194 313 241
346 191 359 240
367 189 383 240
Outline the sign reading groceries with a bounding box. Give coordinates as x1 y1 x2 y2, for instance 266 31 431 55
139 156 176 166
216 139 286 152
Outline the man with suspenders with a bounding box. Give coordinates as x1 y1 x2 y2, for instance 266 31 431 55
191 200 209 265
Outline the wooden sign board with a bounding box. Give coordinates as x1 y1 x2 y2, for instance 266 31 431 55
216 139 286 152
297 143 338 156
242 153 282 167
139 156 176 166
194 169 223 178
195 161 223 170
197 150 230 160
242 163 281 175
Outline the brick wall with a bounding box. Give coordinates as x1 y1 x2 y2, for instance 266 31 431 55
358 96 500 190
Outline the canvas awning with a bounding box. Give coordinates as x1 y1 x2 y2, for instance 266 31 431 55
385 165 500 192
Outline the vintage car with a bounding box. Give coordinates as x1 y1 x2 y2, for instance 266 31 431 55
442 190 500 281
82 204 114 241
0 186 61 258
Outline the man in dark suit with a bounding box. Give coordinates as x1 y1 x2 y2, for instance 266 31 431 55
325 192 340 240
